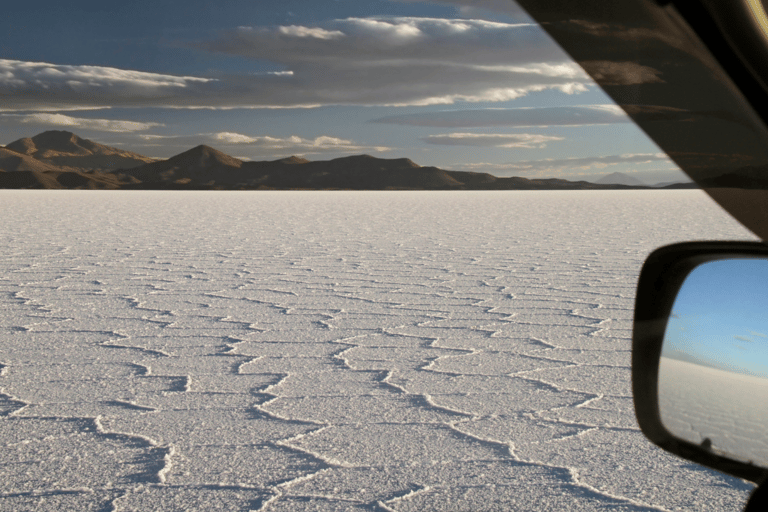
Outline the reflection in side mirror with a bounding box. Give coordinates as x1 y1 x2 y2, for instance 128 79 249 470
659 259 768 467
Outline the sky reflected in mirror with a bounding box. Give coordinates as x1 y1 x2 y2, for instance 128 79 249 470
663 258 768 379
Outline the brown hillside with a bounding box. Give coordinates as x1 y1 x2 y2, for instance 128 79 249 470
0 169 125 189
0 147 64 173
5 130 156 171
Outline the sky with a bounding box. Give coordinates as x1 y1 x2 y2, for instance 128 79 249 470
664 259 768 379
0 0 688 184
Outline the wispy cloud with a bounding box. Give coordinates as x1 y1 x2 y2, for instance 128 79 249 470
0 17 588 110
133 131 391 157
372 105 629 127
0 59 214 111
1 113 162 132
388 0 533 20
422 132 563 148
278 25 345 40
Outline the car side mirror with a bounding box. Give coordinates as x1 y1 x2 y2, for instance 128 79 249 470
633 241 768 483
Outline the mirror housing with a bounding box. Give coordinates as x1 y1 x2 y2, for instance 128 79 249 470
633 241 768 482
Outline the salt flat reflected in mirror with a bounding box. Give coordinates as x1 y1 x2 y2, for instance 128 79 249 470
659 259 768 467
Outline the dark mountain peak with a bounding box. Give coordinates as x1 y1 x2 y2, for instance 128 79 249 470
7 130 86 156
167 145 243 168
596 172 646 186
118 144 246 185
330 154 420 168
394 157 420 168
335 154 376 162
36 129 79 142
188 144 218 154
7 137 36 156
275 155 311 165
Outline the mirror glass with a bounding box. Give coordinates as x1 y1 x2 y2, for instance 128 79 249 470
659 258 768 467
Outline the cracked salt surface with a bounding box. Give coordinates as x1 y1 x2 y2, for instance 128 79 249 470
0 190 758 511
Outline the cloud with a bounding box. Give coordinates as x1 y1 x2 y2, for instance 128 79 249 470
734 335 755 343
278 25 345 39
422 132 563 148
0 105 110 113
387 0 533 20
0 59 215 110
206 131 369 150
452 153 674 174
1 112 162 132
0 16 588 110
211 132 262 144
134 131 391 157
372 104 629 127
204 17 573 68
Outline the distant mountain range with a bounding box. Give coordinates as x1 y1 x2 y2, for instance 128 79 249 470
595 172 647 186
0 130 692 190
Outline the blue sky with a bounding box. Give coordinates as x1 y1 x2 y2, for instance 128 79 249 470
664 259 768 379
0 0 686 183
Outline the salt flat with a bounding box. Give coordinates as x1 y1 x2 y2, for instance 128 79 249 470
659 358 768 468
0 190 758 511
